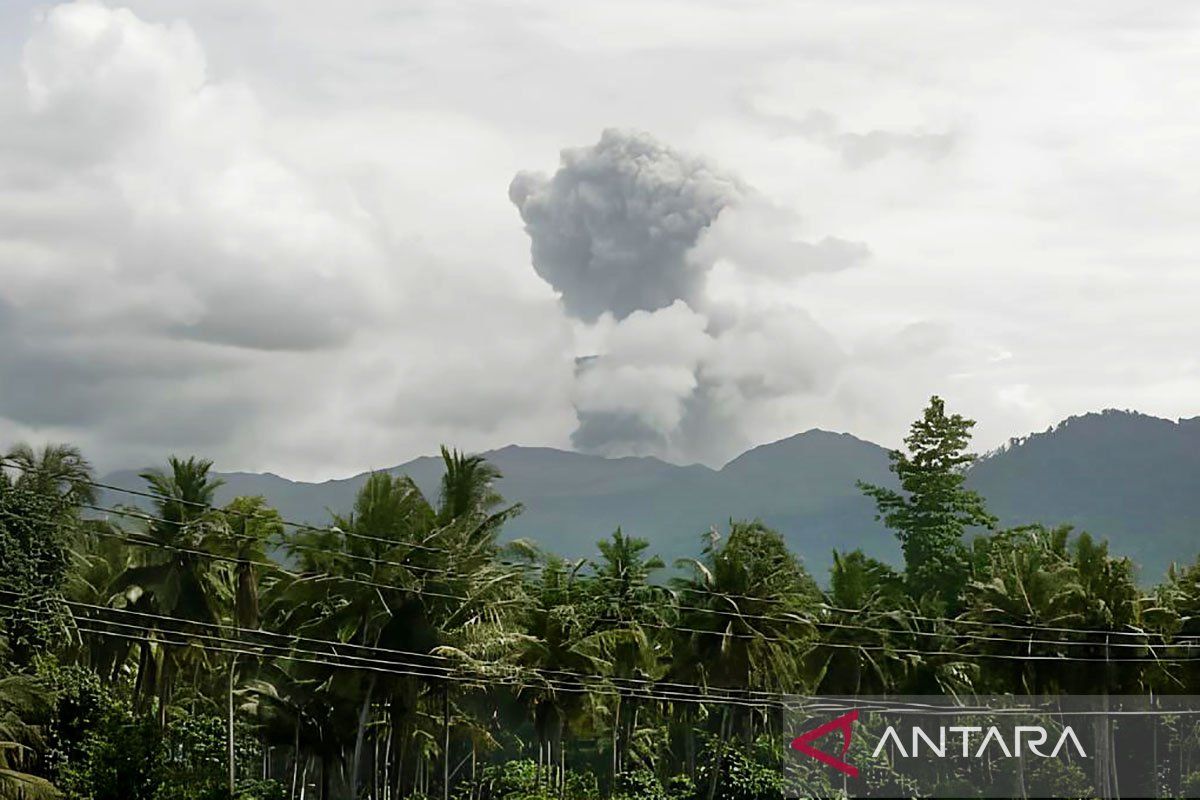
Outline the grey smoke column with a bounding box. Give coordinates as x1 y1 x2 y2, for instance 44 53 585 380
511 129 866 464
509 128 743 322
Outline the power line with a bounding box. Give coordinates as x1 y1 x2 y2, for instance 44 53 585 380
81 496 1197 649
64 515 1193 654
7 595 1196 736
4 600 796 710
0 504 524 609
7 487 1192 649
14 601 1193 719
7 459 1191 644
1 503 1193 659
1 596 796 705
0 458 910 613
817 602 1172 640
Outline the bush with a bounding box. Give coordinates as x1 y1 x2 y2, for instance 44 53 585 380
468 758 600 800
1183 771 1200 798
54 702 160 800
44 664 265 800
1024 757 1092 800
234 778 286 800
612 768 666 800
691 739 789 800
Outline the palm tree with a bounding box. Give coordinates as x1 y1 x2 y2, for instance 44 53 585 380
964 525 1086 694
589 529 668 783
509 553 609 795
814 549 910 694
1067 531 1145 796
4 443 96 509
219 496 283 631
672 521 818 700
65 521 136 677
277 471 431 799
113 456 228 724
671 521 818 795
0 642 60 799
213 496 284 794
276 451 524 800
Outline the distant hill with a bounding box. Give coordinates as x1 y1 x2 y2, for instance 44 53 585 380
98 430 898 577
967 410 1200 581
98 410 1200 582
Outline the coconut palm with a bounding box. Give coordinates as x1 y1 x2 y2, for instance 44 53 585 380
670 521 819 797
276 451 524 800
209 496 284 794
436 447 506 525
276 471 435 798
672 521 818 700
0 647 60 799
963 525 1087 694
4 443 96 509
588 529 668 782
63 521 136 677
112 456 229 723
813 549 911 694
509 553 610 795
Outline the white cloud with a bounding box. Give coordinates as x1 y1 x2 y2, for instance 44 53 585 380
0 1 575 478
2 0 1200 477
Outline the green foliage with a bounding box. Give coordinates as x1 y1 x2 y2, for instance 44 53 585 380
859 396 996 608
151 714 233 800
611 768 665 800
469 759 599 799
0 468 74 660
53 697 159 800
1023 757 1093 800
4 444 96 509
233 780 286 800
3 434 1200 799
437 446 518 525
692 738 788 800
54 701 267 800
1183 770 1200 798
39 659 270 800
0 658 60 799
672 520 820 696
610 769 696 800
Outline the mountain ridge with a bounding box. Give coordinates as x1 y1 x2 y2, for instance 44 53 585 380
98 410 1200 581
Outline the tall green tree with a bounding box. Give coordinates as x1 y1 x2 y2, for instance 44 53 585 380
858 396 996 609
672 521 819 797
814 550 910 694
0 463 77 662
112 457 228 724
964 525 1086 694
510 552 607 795
212 495 284 795
4 444 96 509
437 447 506 525
589 529 668 783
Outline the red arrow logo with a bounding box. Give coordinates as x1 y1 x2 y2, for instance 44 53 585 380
790 709 859 777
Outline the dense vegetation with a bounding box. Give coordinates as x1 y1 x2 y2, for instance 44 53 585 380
2 398 1200 799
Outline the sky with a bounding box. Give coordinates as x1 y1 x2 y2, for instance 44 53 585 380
1 0 1199 480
